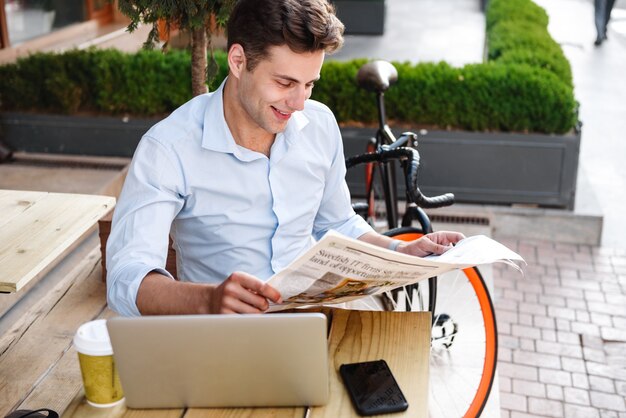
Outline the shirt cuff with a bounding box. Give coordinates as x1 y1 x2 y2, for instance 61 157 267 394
107 264 175 317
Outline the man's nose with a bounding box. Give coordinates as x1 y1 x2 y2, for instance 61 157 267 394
286 86 307 111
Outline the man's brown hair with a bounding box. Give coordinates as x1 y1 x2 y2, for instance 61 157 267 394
227 0 345 71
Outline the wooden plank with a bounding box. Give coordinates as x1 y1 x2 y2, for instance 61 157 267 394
0 250 109 416
0 235 101 354
310 309 430 418
0 189 49 229
184 406 304 418
0 190 115 292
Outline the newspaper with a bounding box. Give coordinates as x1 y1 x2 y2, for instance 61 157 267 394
267 230 524 312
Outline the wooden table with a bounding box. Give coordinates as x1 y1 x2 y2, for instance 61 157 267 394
0 189 115 292
2 303 430 418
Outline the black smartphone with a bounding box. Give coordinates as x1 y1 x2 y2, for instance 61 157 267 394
339 359 409 416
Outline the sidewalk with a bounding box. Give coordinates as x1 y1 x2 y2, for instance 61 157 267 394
337 0 626 416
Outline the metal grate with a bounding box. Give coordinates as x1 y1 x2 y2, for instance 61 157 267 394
428 214 490 226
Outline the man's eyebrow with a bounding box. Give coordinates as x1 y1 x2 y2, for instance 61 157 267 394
273 74 320 84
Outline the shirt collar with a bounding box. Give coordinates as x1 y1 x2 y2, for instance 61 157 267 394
201 77 310 156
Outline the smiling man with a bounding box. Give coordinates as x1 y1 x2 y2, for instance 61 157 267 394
106 0 463 317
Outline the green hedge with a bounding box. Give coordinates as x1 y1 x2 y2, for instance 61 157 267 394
0 0 577 133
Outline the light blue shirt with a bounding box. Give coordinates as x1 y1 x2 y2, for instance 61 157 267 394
106 80 373 316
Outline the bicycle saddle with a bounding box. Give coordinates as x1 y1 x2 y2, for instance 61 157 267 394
356 60 398 93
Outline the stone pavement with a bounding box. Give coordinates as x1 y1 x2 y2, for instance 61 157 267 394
494 239 626 417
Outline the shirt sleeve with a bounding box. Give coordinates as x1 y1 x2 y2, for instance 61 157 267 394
312 113 374 241
106 136 185 316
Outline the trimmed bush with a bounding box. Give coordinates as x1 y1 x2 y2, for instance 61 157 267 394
0 0 577 134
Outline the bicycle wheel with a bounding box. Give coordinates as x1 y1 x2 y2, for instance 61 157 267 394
386 229 498 418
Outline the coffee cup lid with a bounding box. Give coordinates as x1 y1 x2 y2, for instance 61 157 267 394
73 319 113 356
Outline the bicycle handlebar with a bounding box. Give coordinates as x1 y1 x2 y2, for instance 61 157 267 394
346 147 455 209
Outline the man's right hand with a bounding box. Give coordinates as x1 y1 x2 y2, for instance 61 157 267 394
136 271 282 315
210 271 283 314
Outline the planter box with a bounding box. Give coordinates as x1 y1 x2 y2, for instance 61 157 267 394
342 126 581 209
333 0 386 35
0 112 159 157
0 113 580 209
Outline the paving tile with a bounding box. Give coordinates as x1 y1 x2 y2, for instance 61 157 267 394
500 392 528 412
602 282 624 294
512 379 546 397
548 306 577 321
557 330 580 345
542 329 557 342
546 384 564 401
519 313 533 326
564 387 591 405
600 411 619 418
499 362 539 381
539 368 571 386
513 350 561 369
562 277 601 291
589 375 616 393
500 334 521 349
572 373 590 390
586 361 626 380
512 324 542 340
612 316 626 329
544 285 584 299
571 321 601 337
616 381 626 397
601 327 626 340
588 301 620 316
564 404 601 418
577 310 591 323
590 312 614 327
584 347 608 363
536 340 583 359
581 334 604 349
535 315 556 330
519 338 535 352
590 391 626 411
519 302 548 316
524 292 539 303
585 290 607 303
501 409 511 418
560 356 586 372
500 375 512 392
556 319 572 332
500 347 513 362
528 397 564 417
605 293 626 305
510 412 540 418
539 294 566 308
504 288 525 302
568 298 589 310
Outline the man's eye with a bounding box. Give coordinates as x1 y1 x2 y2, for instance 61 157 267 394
277 81 292 88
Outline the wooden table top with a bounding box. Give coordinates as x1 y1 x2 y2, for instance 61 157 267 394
0 189 115 292
59 309 431 418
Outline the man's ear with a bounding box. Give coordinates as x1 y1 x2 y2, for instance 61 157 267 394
228 44 246 79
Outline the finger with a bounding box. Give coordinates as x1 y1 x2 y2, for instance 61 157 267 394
417 237 450 255
223 281 272 311
221 295 265 314
232 272 282 303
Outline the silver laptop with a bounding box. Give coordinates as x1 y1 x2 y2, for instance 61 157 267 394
107 313 329 409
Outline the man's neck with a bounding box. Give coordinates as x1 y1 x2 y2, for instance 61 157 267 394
222 78 275 157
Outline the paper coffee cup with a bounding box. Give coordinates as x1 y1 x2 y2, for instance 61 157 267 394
74 319 124 407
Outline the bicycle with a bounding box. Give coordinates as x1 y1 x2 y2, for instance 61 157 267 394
345 60 498 418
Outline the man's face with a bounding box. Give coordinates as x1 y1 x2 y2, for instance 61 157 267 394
235 44 325 135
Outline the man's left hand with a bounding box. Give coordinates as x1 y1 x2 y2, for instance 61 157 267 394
397 231 465 257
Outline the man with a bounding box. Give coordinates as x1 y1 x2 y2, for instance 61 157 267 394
106 0 463 317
